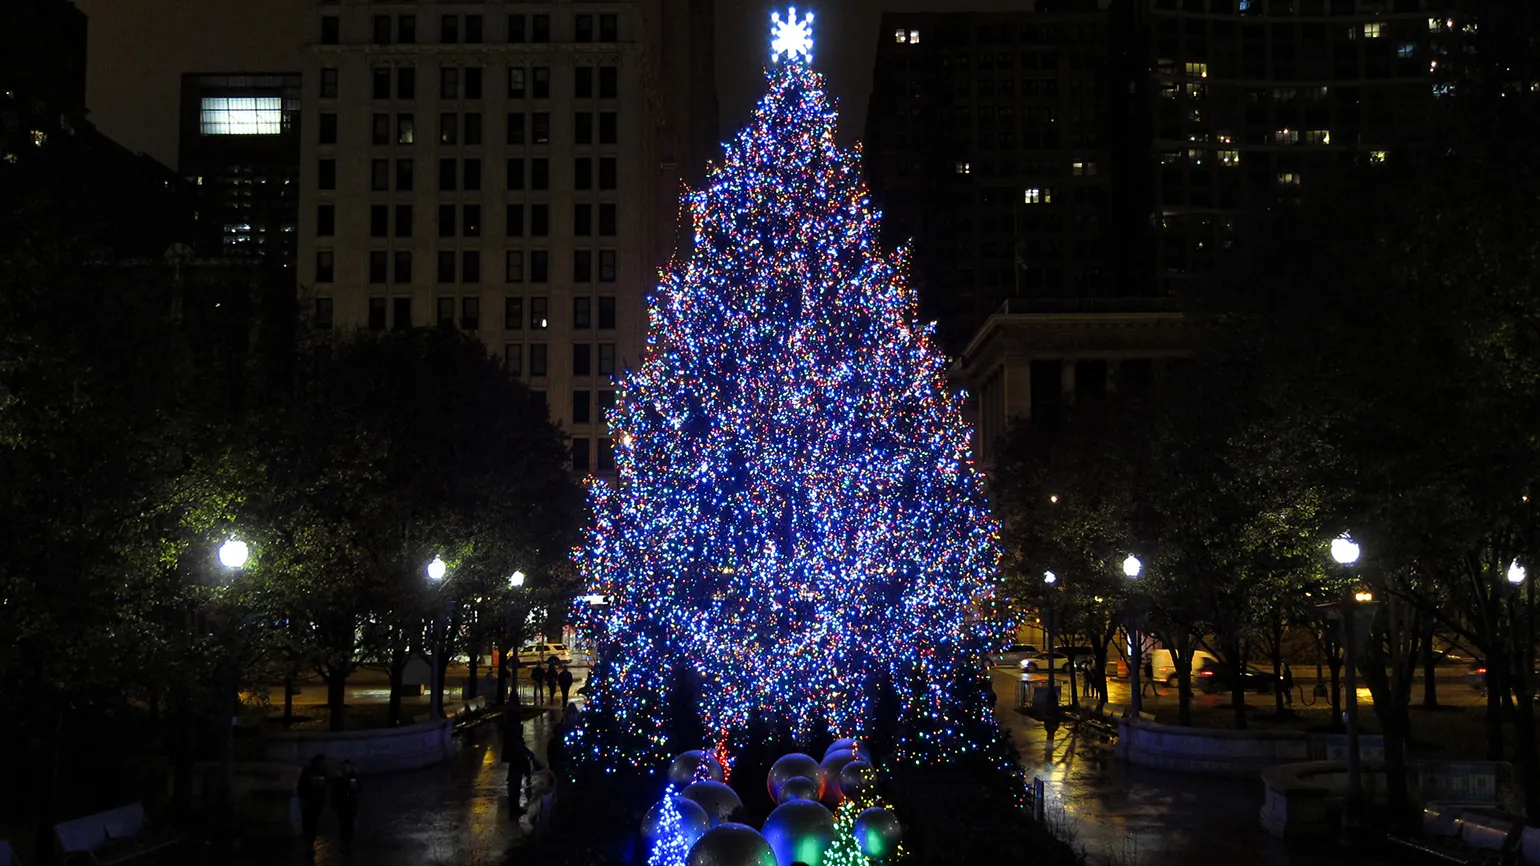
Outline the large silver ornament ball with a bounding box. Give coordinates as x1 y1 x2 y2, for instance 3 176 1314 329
776 775 820 804
669 750 724 786
853 807 903 859
766 753 825 801
686 823 778 866
682 780 744 827
818 751 857 807
837 759 876 798
761 799 836 866
642 795 711 848
824 738 865 758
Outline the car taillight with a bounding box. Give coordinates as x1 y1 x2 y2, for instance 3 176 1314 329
1475 667 1487 675
1200 670 1214 676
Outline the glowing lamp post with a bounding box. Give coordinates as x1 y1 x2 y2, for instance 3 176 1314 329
215 537 248 840
1508 560 1527 586
1122 555 1146 717
1329 533 1370 838
1043 571 1062 736
426 556 450 719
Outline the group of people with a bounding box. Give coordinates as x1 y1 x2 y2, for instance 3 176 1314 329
297 755 362 858
526 658 576 705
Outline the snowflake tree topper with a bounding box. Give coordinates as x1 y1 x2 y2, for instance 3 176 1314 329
770 7 814 65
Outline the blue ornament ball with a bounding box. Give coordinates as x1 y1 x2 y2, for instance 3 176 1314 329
686 823 778 866
761 799 835 866
777 775 820 804
818 751 856 807
824 738 866 758
837 759 875 798
682 780 744 827
642 796 710 848
669 750 725 786
853 807 902 859
766 753 825 801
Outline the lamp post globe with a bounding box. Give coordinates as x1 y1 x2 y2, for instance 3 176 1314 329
1044 570 1057 585
1122 555 1142 579
427 556 447 582
1508 559 1527 585
1331 535 1361 566
218 538 249 570
510 570 527 588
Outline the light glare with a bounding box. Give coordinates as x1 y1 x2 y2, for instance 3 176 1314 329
1331 535 1361 565
218 538 249 569
427 556 447 581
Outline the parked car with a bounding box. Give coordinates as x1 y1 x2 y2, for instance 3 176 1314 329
518 643 573 664
1467 659 1489 693
1023 652 1072 673
990 644 1038 667
1150 648 1219 687
1196 659 1277 695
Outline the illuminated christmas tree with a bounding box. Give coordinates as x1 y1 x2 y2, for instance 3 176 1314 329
576 8 1000 767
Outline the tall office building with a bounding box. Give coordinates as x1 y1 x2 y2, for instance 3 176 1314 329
180 73 304 268
298 0 716 475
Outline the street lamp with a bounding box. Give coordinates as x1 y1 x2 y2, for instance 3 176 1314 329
1330 533 1368 838
216 537 247 843
427 555 447 582
1508 559 1527 585
510 570 527 588
218 538 249 570
1043 571 1062 736
1123 555 1145 717
1331 535 1361 566
426 556 450 719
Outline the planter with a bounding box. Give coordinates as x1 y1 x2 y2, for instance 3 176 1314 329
1115 718 1309 775
263 719 453 774
1259 761 1387 839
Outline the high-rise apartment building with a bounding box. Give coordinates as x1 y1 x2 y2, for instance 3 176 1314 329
299 0 716 475
180 73 304 267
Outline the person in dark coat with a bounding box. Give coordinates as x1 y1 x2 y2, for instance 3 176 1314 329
529 664 546 704
331 759 360 855
1281 663 1295 706
504 732 541 815
545 659 560 703
297 754 328 846
557 665 574 706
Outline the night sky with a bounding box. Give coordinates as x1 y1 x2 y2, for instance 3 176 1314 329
77 0 1042 171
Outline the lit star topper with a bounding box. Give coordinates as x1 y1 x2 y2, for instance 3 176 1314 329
770 7 814 65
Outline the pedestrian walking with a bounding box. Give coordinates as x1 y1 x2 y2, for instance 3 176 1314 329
331 759 360 856
545 659 560 703
297 754 328 848
504 731 542 815
530 664 546 704
1281 663 1295 707
557 665 574 706
1144 658 1161 697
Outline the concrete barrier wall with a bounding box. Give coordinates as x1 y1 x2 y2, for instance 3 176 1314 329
1259 761 1386 839
1116 718 1310 776
264 720 453 774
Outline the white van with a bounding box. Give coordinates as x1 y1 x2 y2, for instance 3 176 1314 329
1149 648 1217 687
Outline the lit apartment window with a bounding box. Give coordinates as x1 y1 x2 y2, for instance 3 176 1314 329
955 161 971 174
30 130 47 147
1219 150 1240 166
1277 172 1301 186
1398 42 1416 58
1369 150 1388 163
1304 129 1331 144
1364 22 1383 38
397 113 415 144
909 30 920 44
1275 128 1300 144
1023 187 1052 204
531 297 548 329
894 28 906 44
1428 17 1443 32
1184 61 1207 78
1071 161 1096 176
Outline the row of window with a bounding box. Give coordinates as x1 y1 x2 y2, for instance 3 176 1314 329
317 156 619 193
324 12 621 47
314 249 619 285
327 202 620 239
571 434 617 474
329 110 619 148
312 294 618 333
321 64 618 102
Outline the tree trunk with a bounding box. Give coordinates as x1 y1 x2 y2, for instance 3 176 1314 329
326 667 348 732
1271 619 1286 716
387 654 406 727
1382 703 1414 828
1421 624 1439 708
1228 637 1248 731
495 640 509 706
1328 640 1344 732
434 653 450 714
1514 683 1540 821
1485 648 1505 761
467 645 480 699
1170 629 1195 726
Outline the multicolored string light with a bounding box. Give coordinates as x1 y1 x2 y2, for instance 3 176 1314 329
573 11 1002 768
648 785 692 866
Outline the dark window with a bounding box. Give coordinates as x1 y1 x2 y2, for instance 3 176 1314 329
393 296 411 329
438 203 457 237
575 67 593 98
599 66 617 98
465 67 482 99
531 297 548 329
320 68 338 98
531 204 549 236
573 344 591 376
439 158 456 191
464 112 482 145
398 14 416 44
576 14 594 42
505 296 523 328
369 251 388 283
574 297 592 329
599 203 616 236
599 111 617 144
317 204 335 236
398 66 415 99
371 204 388 237
533 14 550 43
440 66 459 99
369 296 387 329
506 112 525 145
437 296 455 327
533 112 550 143
440 112 457 145
321 15 340 44
574 157 592 190
464 158 481 191
599 157 616 189
374 15 392 44
505 344 522 376
508 14 525 42
440 14 458 43
322 112 340 144
395 204 413 237
598 343 615 375
373 67 391 99
316 251 335 282
463 204 481 238
575 113 593 144
532 158 549 190
506 157 524 190
531 250 549 282
438 251 456 283
599 250 616 282
318 158 336 190
465 14 483 43
397 113 415 144
506 204 524 236
394 251 412 283
461 296 480 329
574 249 593 281
371 113 388 145
396 158 414 190
530 343 548 376
574 204 592 236
571 437 589 471
572 389 591 422
599 14 617 42
371 158 389 191
315 297 334 328
598 296 616 328
533 67 550 98
597 389 615 423
508 67 526 98
597 437 614 472
505 251 524 282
